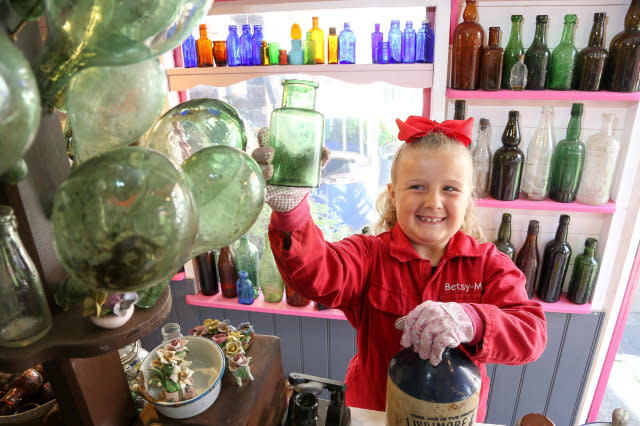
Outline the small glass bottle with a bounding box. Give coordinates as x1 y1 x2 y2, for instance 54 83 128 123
380 41 391 64
235 235 259 298
567 238 599 305
236 270 255 305
196 24 213 67
289 39 303 65
258 233 285 303
575 13 608 91
260 40 270 65
328 27 339 64
388 20 403 63
278 49 289 65
604 0 640 92
577 114 621 205
402 21 416 63
451 0 485 90
285 283 310 307
181 34 198 68
516 220 541 299
218 245 238 298
509 54 528 91
472 118 492 198
480 27 504 91
161 323 182 342
251 24 264 66
537 215 572 303
239 24 253 66
548 14 579 90
453 99 466 120
194 251 219 296
0 206 52 347
490 111 524 201
339 23 356 64
226 25 241 67
303 32 315 65
309 17 325 64
521 106 555 201
213 40 227 67
494 213 516 260
502 15 524 89
423 20 435 63
268 41 280 65
524 15 551 90
371 23 383 63
549 103 585 203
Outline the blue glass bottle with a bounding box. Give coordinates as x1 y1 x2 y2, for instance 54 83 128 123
251 24 263 66
416 22 427 63
424 20 435 63
381 41 390 64
181 34 197 68
289 39 304 65
371 23 383 63
227 25 241 67
389 20 402 63
239 24 253 66
402 21 416 63
338 23 356 64
236 270 255 305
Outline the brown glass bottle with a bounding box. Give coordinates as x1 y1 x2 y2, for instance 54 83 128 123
451 0 485 89
218 245 238 298
194 251 219 296
454 100 466 120
493 213 516 260
537 215 572 303
575 13 608 91
490 111 524 201
196 24 214 67
285 283 310 307
604 0 640 92
481 27 504 91
516 220 541 299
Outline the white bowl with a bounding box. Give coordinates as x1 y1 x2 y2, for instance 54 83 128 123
140 335 225 419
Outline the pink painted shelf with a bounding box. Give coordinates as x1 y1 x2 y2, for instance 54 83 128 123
533 294 593 315
476 197 616 214
186 292 347 321
447 88 640 102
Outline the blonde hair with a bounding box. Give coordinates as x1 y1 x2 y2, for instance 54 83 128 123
374 132 486 242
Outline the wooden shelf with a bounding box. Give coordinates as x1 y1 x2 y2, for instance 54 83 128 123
447 88 640 102
0 287 172 372
166 63 433 91
476 197 616 214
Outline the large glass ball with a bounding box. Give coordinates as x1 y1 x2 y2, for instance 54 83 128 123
143 98 247 165
52 147 198 292
181 146 265 255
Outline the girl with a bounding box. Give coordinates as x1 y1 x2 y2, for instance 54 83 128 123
253 116 547 422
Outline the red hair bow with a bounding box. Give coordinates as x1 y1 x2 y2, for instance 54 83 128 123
396 116 474 147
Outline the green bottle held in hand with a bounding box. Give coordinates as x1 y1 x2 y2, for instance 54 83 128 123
548 14 579 90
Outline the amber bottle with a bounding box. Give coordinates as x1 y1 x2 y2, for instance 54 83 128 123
604 0 640 92
537 215 572 303
451 0 485 89
575 13 608 91
490 111 524 201
516 220 541 299
218 245 238 298
196 24 214 67
481 27 504 91
285 283 310 307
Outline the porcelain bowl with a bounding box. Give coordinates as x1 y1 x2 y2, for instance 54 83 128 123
140 335 225 419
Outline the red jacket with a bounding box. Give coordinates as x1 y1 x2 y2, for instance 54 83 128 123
269 200 547 422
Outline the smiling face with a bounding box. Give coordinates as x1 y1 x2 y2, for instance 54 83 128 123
388 144 473 263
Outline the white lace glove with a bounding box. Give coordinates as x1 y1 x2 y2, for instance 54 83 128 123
251 127 330 213
395 301 474 366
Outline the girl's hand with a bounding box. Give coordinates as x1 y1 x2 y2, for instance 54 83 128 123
395 301 474 366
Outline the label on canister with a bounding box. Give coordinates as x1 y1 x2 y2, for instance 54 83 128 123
385 375 478 426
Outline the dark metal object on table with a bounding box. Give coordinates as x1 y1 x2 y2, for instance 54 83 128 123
284 372 351 426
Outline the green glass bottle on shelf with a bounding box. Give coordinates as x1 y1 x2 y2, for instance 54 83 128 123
524 15 551 90
549 103 585 203
258 233 284 303
493 213 516 260
490 111 524 201
574 13 608 91
269 79 325 187
567 238 599 305
603 0 640 92
502 15 524 89
303 32 316 65
234 235 260 299
547 14 579 90
537 214 572 303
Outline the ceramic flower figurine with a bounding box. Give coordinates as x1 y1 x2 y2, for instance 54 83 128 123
82 290 139 329
224 338 254 386
148 338 196 402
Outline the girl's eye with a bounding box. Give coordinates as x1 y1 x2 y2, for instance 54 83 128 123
444 186 458 192
410 185 424 190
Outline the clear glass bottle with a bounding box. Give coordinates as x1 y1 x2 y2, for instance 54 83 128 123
537 215 572 303
577 114 621 205
402 21 416 63
338 23 356 64
490 110 524 201
388 20 403 63
548 15 579 90
0 205 52 348
269 79 325 187
328 27 339 64
236 270 255 305
226 25 241 67
604 0 640 92
574 13 608 91
567 238 599 305
524 15 551 90
493 213 516 260
371 23 383 63
451 0 485 89
549 103 585 203
472 118 492 198
502 15 524 89
251 24 264 66
239 24 253 66
521 106 555 200
516 220 541 299
309 17 325 64
480 27 504 91
258 233 285 303
509 54 528 90
196 24 213 67
181 34 197 68
235 235 259 298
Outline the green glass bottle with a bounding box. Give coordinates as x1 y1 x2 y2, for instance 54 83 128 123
502 15 524 89
603 0 640 92
549 103 585 203
234 235 260 298
269 79 325 187
493 213 516 260
567 238 599 305
537 215 572 303
489 111 524 201
574 13 608 91
548 15 579 90
524 15 551 90
258 233 285 303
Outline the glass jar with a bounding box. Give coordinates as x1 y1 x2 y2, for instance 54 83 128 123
161 322 182 342
118 340 149 382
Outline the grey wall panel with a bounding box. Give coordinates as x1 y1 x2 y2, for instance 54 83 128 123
300 317 330 379
327 320 356 381
485 364 525 424
484 363 497 415
250 312 276 336
275 315 303 375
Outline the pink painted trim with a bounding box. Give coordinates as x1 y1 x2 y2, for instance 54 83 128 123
172 271 186 281
447 88 640 102
422 88 432 118
587 243 640 421
173 47 183 68
186 292 347 321
449 0 459 44
178 90 188 103
476 197 616 214
532 294 592 315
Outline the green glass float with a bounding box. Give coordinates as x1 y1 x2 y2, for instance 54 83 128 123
181 146 265 255
8 0 43 21
52 147 198 292
34 0 214 106
143 98 247 165
0 32 41 177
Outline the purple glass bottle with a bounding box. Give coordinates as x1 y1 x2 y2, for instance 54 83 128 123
371 23 383 63
239 24 253 66
226 25 241 67
251 24 264 66
388 20 402 63
338 23 356 64
181 34 197 68
402 21 416 63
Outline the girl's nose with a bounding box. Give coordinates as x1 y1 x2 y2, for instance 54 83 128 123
423 190 442 208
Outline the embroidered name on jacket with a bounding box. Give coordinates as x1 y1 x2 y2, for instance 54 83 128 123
444 282 483 292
